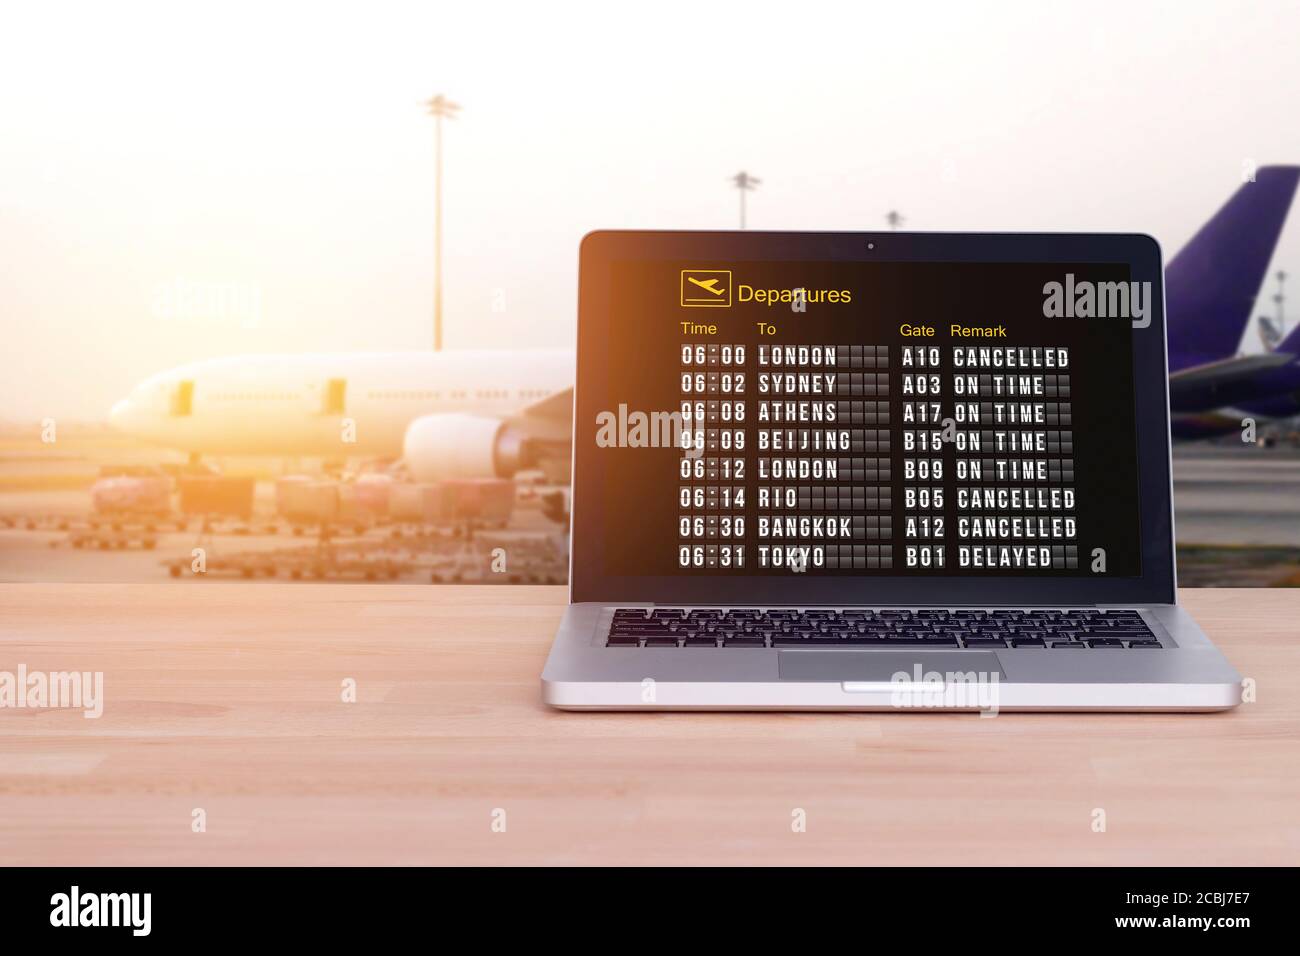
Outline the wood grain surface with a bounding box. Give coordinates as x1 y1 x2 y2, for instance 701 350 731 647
0 584 1295 865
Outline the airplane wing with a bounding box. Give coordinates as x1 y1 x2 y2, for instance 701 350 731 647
506 387 573 482
516 387 573 425
1168 352 1295 412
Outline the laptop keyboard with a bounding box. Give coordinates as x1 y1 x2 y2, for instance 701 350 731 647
605 608 1161 649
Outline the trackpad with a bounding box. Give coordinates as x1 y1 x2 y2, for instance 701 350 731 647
778 650 1003 682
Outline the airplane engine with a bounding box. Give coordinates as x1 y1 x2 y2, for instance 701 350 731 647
402 414 527 481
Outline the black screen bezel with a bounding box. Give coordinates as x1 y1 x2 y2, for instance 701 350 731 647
571 230 1174 606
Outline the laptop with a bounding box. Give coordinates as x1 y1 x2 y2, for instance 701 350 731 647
542 230 1242 711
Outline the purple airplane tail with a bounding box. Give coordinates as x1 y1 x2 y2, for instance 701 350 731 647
1166 165 1300 371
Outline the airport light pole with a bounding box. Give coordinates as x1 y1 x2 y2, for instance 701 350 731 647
731 171 760 229
425 94 461 351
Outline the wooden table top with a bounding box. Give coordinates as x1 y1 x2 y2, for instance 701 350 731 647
0 584 1295 865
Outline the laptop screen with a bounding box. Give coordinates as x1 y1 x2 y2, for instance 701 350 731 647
574 234 1173 606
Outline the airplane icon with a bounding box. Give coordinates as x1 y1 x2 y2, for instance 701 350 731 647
688 276 725 295
681 269 732 307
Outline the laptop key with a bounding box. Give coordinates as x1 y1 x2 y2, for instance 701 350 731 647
723 637 766 647
857 637 960 647
612 628 678 638
607 635 641 647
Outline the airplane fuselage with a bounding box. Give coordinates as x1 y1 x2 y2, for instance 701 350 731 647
109 350 573 457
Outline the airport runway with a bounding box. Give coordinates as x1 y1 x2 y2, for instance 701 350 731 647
1172 445 1300 546
1166 445 1300 586
0 444 1297 587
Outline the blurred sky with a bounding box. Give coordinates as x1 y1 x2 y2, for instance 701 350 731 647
2 0 1299 419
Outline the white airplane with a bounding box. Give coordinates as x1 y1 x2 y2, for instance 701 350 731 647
108 350 574 482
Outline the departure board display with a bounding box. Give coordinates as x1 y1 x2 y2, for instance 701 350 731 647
597 259 1142 578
